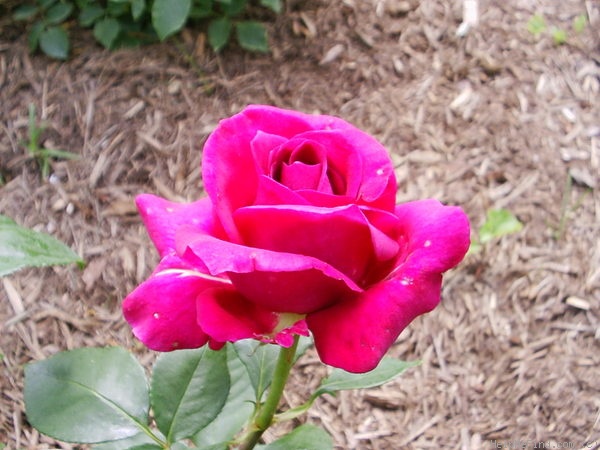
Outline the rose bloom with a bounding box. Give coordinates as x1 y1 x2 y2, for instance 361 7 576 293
123 105 470 373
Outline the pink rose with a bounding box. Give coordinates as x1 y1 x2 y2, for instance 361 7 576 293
123 105 470 373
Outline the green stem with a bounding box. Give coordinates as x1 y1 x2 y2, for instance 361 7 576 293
238 336 299 450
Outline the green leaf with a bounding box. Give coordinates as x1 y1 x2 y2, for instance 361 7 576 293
130 0 146 21
193 345 255 447
527 14 546 37
573 14 587 34
0 214 83 277
207 17 232 52
74 0 91 8
233 340 279 401
27 102 41 146
39 26 69 59
551 28 567 45
28 21 45 52
94 17 122 49
39 0 58 10
78 4 105 27
259 424 333 450
128 444 163 450
260 0 281 13
24 347 150 443
13 4 39 20
45 2 74 24
478 208 523 244
189 0 213 19
94 432 163 450
39 148 79 160
106 0 129 16
315 358 420 397
295 334 314 360
235 21 268 53
151 347 230 443
196 444 228 450
219 0 245 16
152 0 191 41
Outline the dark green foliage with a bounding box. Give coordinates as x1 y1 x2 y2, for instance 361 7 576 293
12 0 280 59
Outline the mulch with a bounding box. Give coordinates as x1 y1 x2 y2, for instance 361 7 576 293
1 0 599 448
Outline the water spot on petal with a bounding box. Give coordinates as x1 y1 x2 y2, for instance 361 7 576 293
424 240 432 247
400 277 413 286
376 168 384 176
153 312 160 319
165 207 174 213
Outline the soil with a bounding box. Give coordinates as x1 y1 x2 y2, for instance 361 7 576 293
1 1 599 449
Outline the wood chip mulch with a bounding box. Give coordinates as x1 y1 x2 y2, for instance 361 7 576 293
1 0 599 448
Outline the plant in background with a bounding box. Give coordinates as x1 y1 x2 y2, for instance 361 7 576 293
572 14 587 34
469 208 523 254
526 12 588 46
526 13 547 38
12 0 74 59
0 215 84 277
13 0 282 59
22 104 79 180
24 105 471 449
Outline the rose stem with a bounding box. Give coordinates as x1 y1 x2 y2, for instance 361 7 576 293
238 336 300 450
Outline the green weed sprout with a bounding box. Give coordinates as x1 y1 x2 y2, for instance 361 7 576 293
527 12 588 46
22 104 79 180
469 208 523 254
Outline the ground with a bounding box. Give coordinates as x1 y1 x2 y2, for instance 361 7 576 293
1 0 599 449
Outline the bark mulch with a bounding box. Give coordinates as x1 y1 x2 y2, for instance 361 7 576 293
1 0 599 448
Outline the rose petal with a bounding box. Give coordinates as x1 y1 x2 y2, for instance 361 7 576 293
269 137 333 193
307 272 442 373
392 199 471 274
203 107 321 240
250 130 288 174
271 319 310 347
281 161 326 191
196 286 279 343
233 204 376 283
198 290 309 347
307 199 470 372
136 194 221 257
176 228 362 313
122 255 229 351
254 175 311 206
203 105 398 239
287 130 396 208
297 190 358 208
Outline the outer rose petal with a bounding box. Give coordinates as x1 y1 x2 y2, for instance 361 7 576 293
308 273 442 373
136 194 222 257
234 204 375 283
122 255 223 351
307 199 470 373
176 228 362 313
393 199 471 273
197 288 308 347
